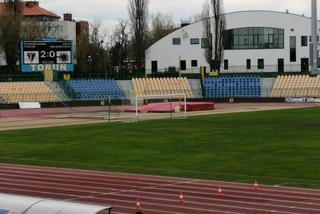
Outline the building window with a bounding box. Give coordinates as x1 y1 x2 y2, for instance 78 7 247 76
151 61 158 73
190 38 200 45
172 38 181 45
290 36 296 62
246 59 251 70
258 59 264 69
191 60 198 67
224 60 229 70
301 36 308 46
201 38 208 48
224 27 284 50
180 60 186 71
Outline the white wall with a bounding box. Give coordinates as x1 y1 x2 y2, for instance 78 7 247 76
0 20 77 66
44 21 77 63
146 11 320 74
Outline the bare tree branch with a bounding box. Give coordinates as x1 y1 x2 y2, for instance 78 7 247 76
202 0 225 73
128 0 149 72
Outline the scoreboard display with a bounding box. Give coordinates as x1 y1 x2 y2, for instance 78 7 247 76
20 40 74 72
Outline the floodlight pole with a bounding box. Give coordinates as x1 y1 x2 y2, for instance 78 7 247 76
311 0 318 74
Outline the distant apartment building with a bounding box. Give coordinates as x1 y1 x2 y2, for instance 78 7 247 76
0 1 89 67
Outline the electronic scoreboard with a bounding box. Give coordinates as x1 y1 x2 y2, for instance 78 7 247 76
20 40 74 72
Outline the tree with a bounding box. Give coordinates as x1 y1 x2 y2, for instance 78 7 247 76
0 0 23 73
202 1 213 73
76 25 90 75
202 0 225 73
88 18 108 75
109 19 129 70
148 13 175 46
128 0 149 72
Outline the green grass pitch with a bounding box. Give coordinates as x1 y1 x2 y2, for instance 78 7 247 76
1 107 320 188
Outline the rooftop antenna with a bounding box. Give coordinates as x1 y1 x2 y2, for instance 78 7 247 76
311 0 318 75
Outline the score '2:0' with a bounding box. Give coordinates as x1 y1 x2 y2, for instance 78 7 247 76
40 51 55 58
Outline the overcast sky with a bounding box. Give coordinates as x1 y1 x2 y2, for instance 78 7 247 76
37 0 313 31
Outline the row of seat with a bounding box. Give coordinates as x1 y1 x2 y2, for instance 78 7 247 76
1 76 320 103
271 75 320 97
204 77 261 98
0 82 59 104
132 77 193 98
67 79 125 101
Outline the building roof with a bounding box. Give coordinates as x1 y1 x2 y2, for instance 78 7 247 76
0 1 60 19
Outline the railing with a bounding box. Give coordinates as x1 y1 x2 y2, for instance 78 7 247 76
0 73 44 82
57 81 80 100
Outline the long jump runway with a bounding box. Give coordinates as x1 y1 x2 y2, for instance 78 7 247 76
0 164 320 214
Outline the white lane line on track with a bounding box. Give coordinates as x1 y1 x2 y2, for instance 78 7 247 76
0 171 315 207
78 196 305 214
0 186 247 214
0 179 318 214
1 168 320 200
2 163 320 192
2 163 320 195
1 171 320 206
90 191 320 213
1 176 319 212
0 166 320 212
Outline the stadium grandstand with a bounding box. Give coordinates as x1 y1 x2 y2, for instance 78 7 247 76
1 75 320 105
204 76 261 98
132 77 193 98
0 82 59 104
67 79 125 101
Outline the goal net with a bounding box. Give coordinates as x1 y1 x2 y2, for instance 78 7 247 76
53 97 133 122
132 93 187 122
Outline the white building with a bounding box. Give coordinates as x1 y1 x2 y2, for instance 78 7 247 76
0 1 77 67
145 11 320 74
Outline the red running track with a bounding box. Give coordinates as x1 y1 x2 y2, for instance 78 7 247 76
0 163 320 214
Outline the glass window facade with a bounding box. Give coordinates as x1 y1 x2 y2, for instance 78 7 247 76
224 27 284 50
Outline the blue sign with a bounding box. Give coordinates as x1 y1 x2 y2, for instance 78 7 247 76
20 40 74 72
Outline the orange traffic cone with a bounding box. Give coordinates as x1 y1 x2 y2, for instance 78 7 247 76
217 187 224 197
178 192 185 203
254 181 259 191
135 198 142 211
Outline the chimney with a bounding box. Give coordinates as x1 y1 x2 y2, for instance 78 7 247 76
25 1 39 7
180 15 191 28
63 13 72 21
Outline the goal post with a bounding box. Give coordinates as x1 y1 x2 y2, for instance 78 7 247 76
134 93 187 122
